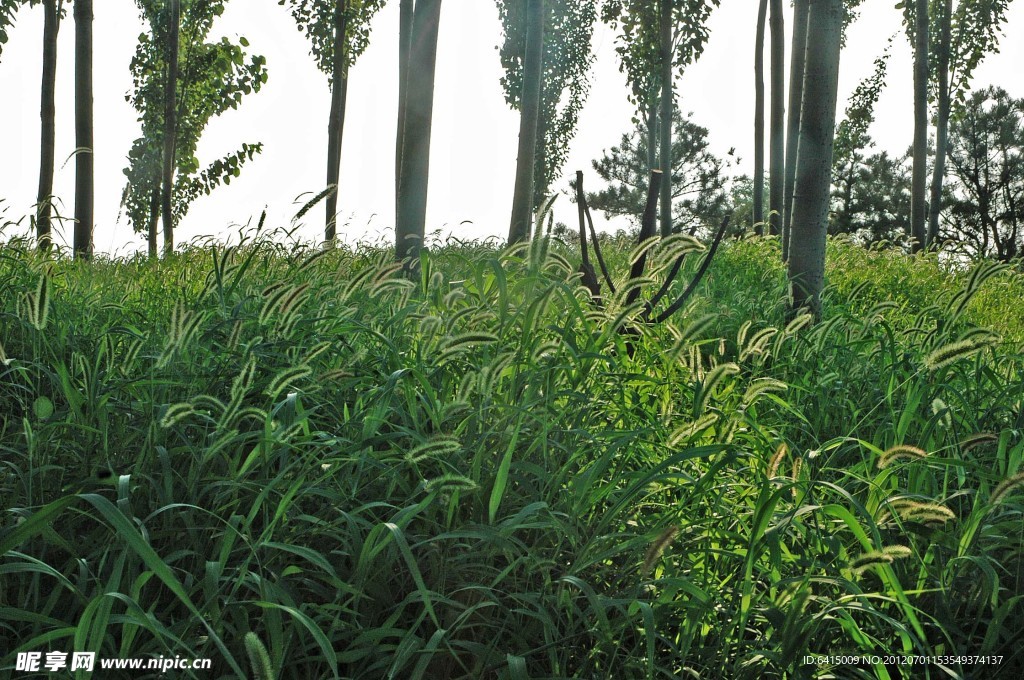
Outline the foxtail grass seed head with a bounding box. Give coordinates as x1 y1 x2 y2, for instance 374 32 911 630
990 471 1024 506
739 327 777 362
405 437 461 464
669 413 718 446
28 273 50 331
923 335 998 371
742 378 788 406
791 457 803 481
877 445 928 469
244 632 274 680
851 546 912 575
889 500 956 524
424 474 478 493
959 432 998 451
265 365 311 399
642 525 680 577
160 402 196 428
767 442 788 478
930 398 952 428
790 457 803 498
850 551 894 574
882 545 912 559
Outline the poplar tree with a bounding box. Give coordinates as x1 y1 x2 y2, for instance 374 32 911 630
121 0 267 257
279 0 384 246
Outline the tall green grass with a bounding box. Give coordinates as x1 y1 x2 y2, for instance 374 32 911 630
1 232 1022 678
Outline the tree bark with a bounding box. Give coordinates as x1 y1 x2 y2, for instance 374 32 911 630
395 0 412 223
787 0 842 319
927 0 951 250
508 0 544 245
325 0 349 246
768 0 784 236
627 170 662 307
161 0 180 258
36 0 58 252
658 0 673 237
910 0 929 253
395 0 442 262
148 187 159 259
646 95 657 172
782 0 809 261
753 0 767 234
73 0 93 259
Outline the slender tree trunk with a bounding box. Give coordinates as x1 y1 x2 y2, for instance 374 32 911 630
753 0 767 234
73 0 93 259
788 0 842 319
646 96 657 172
395 0 442 262
658 0 673 237
325 0 349 246
508 0 544 244
768 0 784 236
927 0 951 250
395 0 412 223
783 0 809 261
910 0 929 253
148 187 159 259
161 0 180 258
36 0 59 252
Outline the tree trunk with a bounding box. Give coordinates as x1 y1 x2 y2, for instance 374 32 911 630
395 0 412 223
395 0 442 262
73 0 93 260
927 0 951 250
768 0 784 236
148 187 159 259
325 0 349 246
508 0 544 244
910 0 929 253
782 0 809 261
787 0 842 319
36 0 59 252
658 0 673 237
646 95 657 172
753 0 767 234
161 0 180 258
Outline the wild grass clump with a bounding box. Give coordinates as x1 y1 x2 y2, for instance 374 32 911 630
1 233 1023 678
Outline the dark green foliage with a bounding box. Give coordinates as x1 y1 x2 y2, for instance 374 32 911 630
945 86 1024 261
278 0 384 85
1 232 1023 677
601 0 720 112
831 146 912 244
587 108 732 235
0 0 30 58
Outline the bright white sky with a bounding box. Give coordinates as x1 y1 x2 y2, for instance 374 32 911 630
0 0 1022 256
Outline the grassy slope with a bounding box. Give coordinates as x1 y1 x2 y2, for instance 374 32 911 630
1 234 1023 679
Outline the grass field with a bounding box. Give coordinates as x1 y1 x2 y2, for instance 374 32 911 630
1 232 1023 678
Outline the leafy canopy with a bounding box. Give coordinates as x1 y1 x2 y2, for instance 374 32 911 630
601 0 720 113
278 0 384 86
